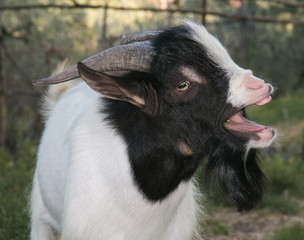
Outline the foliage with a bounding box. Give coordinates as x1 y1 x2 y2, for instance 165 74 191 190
268 222 304 240
0 0 304 239
198 152 304 216
0 142 37 240
254 153 304 215
205 218 229 236
258 194 301 215
247 87 304 126
263 155 304 198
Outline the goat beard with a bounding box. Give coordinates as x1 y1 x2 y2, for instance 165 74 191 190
204 146 268 212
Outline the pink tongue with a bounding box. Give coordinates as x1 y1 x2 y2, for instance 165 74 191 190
226 113 265 132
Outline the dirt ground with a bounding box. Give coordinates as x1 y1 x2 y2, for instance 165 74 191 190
204 209 304 240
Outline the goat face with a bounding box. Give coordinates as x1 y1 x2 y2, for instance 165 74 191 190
148 21 276 211
35 20 276 211
150 20 275 151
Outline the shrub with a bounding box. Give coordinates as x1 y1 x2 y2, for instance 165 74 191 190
268 222 304 240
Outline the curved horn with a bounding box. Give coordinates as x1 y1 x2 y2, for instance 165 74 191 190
33 41 155 85
120 30 162 45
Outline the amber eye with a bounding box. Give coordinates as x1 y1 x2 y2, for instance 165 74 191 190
177 81 191 92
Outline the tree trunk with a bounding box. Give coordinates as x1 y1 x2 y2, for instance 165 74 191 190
98 2 108 51
0 16 7 149
202 0 207 26
302 129 304 162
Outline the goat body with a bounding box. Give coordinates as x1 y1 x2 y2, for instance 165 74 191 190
32 82 197 239
31 20 276 240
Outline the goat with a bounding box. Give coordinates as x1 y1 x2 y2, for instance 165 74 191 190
31 19 276 240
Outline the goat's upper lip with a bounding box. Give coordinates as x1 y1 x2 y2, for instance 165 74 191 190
223 94 274 139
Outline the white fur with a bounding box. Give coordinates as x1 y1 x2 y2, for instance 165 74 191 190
184 20 242 106
183 19 241 74
247 130 277 150
31 82 200 240
41 60 80 120
183 20 274 110
32 21 275 240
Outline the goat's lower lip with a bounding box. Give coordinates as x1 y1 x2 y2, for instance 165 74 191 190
223 87 276 143
224 95 272 132
223 94 274 139
255 95 272 106
223 111 274 142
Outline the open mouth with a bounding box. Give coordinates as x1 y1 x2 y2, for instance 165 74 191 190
223 95 275 142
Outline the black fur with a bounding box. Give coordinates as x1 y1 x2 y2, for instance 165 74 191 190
205 143 268 211
103 24 267 211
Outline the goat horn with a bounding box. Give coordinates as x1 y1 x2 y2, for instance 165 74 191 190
120 30 162 45
33 41 155 85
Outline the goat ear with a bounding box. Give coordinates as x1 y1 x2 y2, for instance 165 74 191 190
77 62 158 115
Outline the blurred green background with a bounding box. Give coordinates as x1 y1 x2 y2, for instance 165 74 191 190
0 0 304 239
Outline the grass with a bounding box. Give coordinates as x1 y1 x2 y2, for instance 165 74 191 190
0 142 37 240
205 218 229 236
247 87 304 126
248 88 304 216
263 155 304 198
268 222 304 240
200 88 304 236
197 153 304 216
1 88 304 238
257 195 301 215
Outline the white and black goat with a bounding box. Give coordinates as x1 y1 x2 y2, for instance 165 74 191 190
31 20 276 240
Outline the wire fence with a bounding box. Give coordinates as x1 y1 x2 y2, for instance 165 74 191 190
1 1 304 25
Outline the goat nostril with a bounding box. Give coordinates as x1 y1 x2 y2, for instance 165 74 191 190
247 81 264 90
246 76 265 90
268 84 274 94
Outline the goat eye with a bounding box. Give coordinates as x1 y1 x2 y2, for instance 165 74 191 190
177 81 191 92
